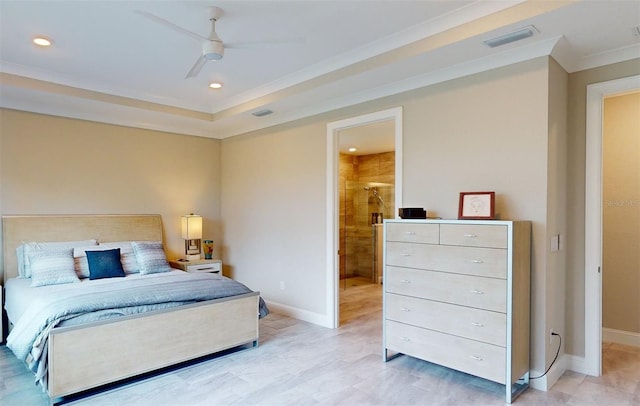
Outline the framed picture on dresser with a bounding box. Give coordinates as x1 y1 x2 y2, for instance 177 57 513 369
458 191 495 219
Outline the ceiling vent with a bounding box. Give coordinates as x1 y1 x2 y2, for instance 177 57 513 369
483 25 538 48
252 109 273 117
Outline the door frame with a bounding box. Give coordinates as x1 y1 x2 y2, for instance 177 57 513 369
585 74 640 376
326 107 403 328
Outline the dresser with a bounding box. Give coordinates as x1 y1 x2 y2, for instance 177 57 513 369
383 219 531 403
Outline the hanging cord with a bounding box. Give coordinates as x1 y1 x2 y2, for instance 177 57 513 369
530 332 561 379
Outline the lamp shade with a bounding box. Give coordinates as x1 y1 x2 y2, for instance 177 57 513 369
181 214 202 240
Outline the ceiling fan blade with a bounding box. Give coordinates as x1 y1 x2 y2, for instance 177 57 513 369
225 38 306 50
185 56 207 79
135 10 207 42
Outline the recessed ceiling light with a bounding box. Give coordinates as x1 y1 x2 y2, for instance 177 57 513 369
209 82 222 89
348 147 357 152
33 36 52 47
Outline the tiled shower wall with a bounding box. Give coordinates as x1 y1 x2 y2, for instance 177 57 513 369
339 151 395 279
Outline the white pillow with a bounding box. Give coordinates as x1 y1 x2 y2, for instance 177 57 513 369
131 241 171 275
19 239 98 278
29 249 80 287
98 241 139 274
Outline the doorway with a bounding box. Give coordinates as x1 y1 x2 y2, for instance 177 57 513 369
339 121 396 290
326 107 403 328
585 75 640 376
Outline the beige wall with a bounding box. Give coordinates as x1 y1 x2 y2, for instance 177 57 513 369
220 121 328 314
0 109 222 280
603 92 640 334
546 57 569 362
402 57 552 373
2 54 637 376
565 58 640 356
221 57 558 374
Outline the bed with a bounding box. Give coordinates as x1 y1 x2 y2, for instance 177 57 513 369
1 214 266 402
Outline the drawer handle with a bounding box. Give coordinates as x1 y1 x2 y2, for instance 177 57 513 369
400 337 411 342
464 234 478 238
404 231 416 235
400 307 411 312
470 289 484 295
194 266 215 271
469 355 483 361
469 259 484 264
471 322 485 327
400 279 411 284
400 253 411 257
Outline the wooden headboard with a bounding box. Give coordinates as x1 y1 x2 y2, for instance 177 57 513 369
2 215 164 283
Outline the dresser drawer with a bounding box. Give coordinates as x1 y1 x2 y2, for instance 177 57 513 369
385 294 506 346
386 266 506 312
186 261 221 273
386 222 439 244
386 320 506 384
386 242 507 278
440 224 508 248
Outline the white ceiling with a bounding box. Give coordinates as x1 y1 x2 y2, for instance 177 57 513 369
1 1 639 141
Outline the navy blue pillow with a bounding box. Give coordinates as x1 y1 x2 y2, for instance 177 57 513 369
86 248 125 280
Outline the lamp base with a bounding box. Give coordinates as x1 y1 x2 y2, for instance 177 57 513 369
184 254 201 261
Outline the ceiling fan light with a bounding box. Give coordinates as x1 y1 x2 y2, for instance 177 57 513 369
209 82 222 89
203 41 224 60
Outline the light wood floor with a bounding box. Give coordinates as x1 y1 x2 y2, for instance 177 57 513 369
1 283 639 405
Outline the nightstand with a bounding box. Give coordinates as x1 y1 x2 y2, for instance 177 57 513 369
169 259 222 274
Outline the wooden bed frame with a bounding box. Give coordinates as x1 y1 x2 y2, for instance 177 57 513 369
1 214 259 401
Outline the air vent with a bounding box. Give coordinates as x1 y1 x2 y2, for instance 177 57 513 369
252 109 273 117
483 25 537 48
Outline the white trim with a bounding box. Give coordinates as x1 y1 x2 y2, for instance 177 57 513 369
326 107 403 328
266 301 333 328
529 354 566 392
585 74 640 377
603 328 640 347
565 354 588 375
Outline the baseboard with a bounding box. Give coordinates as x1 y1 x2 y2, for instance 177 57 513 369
564 353 590 374
529 354 566 391
266 301 333 328
603 328 640 347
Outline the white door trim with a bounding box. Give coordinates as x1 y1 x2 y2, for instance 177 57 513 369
326 107 403 328
585 74 640 376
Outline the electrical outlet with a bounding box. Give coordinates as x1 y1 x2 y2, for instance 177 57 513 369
549 329 555 344
279 281 285 290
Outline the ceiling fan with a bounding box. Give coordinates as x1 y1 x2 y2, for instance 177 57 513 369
136 6 243 79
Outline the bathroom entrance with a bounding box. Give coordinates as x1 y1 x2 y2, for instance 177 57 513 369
338 124 395 290
327 106 402 328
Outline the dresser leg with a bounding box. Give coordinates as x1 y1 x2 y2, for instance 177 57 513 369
383 348 402 362
507 371 530 403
